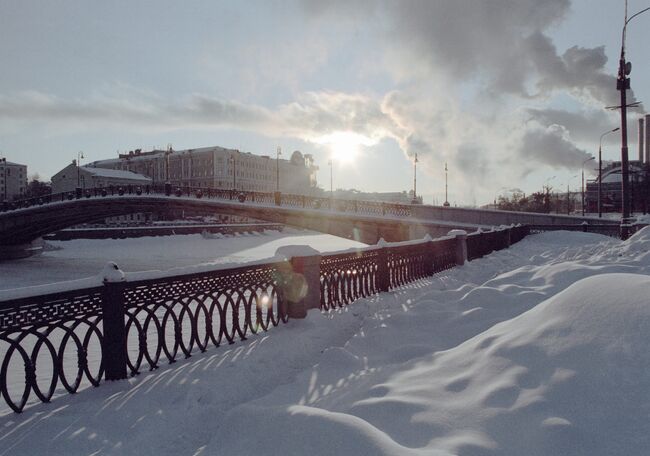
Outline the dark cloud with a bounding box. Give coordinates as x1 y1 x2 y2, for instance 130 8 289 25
519 124 592 169
527 107 620 144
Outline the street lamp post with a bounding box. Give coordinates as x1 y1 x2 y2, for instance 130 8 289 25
276 146 281 192
76 151 84 198
412 153 418 204
598 128 620 218
328 159 333 197
443 162 450 207
164 145 172 196
567 175 578 215
0 157 6 204
582 156 595 216
616 3 650 238
274 146 282 205
230 153 237 191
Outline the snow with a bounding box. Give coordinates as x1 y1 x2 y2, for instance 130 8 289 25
275 244 321 258
0 228 366 291
2 229 650 455
101 262 125 283
82 167 151 181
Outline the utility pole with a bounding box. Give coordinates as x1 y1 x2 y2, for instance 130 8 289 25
615 3 650 237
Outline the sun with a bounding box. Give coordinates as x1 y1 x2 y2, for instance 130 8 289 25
315 131 374 164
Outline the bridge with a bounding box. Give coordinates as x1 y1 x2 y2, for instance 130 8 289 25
0 185 617 259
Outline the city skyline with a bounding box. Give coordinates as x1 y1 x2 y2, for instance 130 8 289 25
1 0 649 205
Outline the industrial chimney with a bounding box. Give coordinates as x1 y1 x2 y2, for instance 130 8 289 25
639 118 645 163
645 114 650 163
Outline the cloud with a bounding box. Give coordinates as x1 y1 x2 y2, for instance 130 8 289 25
0 89 401 146
527 107 621 144
519 124 592 170
296 0 630 196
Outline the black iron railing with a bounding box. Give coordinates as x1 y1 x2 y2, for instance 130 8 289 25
319 249 380 310
121 262 287 375
0 286 106 413
0 260 287 413
527 224 623 238
0 225 528 413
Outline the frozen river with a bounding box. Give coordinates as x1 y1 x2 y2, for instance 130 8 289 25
0 228 366 291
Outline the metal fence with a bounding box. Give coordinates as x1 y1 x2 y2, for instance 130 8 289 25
1 184 414 219
0 226 528 413
0 261 288 413
466 225 529 261
527 223 623 238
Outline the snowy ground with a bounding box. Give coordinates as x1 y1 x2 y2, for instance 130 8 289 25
1 229 650 455
0 229 366 290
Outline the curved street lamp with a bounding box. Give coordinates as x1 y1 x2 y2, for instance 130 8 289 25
582 156 595 215
598 127 620 218
616 2 650 237
567 174 578 215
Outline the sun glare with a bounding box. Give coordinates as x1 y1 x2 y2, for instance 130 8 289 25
315 131 375 164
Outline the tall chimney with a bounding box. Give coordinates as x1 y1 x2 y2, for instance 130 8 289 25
639 118 645 162
645 114 650 163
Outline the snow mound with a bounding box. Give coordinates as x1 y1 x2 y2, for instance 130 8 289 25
215 273 650 455
377 273 650 455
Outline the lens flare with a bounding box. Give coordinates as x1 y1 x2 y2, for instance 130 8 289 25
314 131 375 164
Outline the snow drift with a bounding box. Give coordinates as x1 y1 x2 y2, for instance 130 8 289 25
2 229 650 455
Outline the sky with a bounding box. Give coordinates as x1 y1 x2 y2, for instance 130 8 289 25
1 0 649 206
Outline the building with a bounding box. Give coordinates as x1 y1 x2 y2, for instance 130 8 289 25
86 145 319 195
585 160 650 213
584 116 650 214
51 161 152 193
0 158 27 202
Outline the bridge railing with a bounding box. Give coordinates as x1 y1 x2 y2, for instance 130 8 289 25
466 225 529 261
1 184 416 220
0 225 528 413
527 223 625 238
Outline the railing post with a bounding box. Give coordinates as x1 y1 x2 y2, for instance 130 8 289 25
448 230 468 266
274 191 281 206
100 262 128 381
423 235 434 275
275 246 321 318
376 239 390 292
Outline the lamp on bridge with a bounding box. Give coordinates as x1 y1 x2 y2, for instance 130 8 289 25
443 162 450 207
328 159 333 198
411 153 418 204
230 152 238 192
76 151 84 199
275 147 282 206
